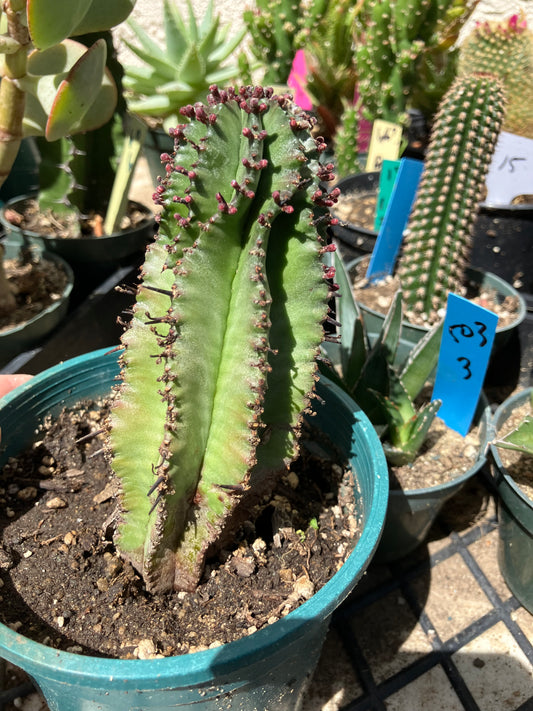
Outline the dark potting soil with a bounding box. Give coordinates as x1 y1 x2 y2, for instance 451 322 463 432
4 198 150 239
0 399 361 659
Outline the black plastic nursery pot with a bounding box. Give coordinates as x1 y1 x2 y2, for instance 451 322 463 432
0 196 156 268
469 202 533 295
375 395 491 563
0 348 389 711
0 240 74 368
490 388 533 614
348 256 527 358
332 171 533 297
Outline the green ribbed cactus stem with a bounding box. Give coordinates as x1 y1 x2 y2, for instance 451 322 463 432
334 103 361 178
108 86 338 594
396 74 506 324
459 12 533 138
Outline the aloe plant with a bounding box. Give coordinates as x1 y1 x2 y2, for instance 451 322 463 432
396 73 506 324
459 12 533 139
321 253 443 466
123 0 246 130
0 0 136 314
108 86 337 594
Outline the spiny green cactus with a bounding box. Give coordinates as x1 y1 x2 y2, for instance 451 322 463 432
321 252 443 466
298 0 359 141
243 0 328 86
123 0 246 129
396 73 506 324
354 0 478 128
334 102 363 178
396 75 505 323
108 86 338 594
459 12 533 139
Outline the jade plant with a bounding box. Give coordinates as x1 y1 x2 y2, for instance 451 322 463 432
123 0 247 130
395 73 506 325
459 12 533 139
107 85 338 594
321 252 443 466
0 0 136 316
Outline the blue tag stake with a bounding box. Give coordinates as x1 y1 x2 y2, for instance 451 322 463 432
431 293 498 436
374 159 401 231
366 157 423 283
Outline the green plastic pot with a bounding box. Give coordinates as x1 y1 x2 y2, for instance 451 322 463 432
374 394 491 563
348 256 526 354
0 240 74 367
490 388 533 613
0 347 388 711
0 196 155 266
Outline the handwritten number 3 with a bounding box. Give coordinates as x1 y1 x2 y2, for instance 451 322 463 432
457 357 472 380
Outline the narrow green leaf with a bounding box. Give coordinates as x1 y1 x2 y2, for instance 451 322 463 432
400 319 443 401
494 415 533 457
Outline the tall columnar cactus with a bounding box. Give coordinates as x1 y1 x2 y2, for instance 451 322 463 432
459 12 533 139
354 0 478 128
334 102 362 178
396 74 506 324
108 86 338 594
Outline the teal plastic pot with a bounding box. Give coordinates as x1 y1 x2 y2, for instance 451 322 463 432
490 388 533 613
0 196 155 266
0 240 74 367
348 256 526 353
375 394 491 563
0 348 388 711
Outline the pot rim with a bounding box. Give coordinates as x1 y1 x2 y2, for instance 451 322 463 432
490 386 533 510
348 255 527 336
0 240 74 338
0 195 155 242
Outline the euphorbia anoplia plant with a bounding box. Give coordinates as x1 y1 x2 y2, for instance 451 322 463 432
108 86 339 594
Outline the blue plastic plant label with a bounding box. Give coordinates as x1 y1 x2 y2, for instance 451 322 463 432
431 293 498 436
373 159 400 231
366 158 423 283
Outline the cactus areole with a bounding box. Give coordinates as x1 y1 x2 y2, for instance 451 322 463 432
108 86 339 594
